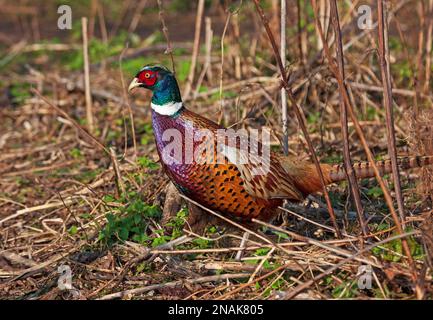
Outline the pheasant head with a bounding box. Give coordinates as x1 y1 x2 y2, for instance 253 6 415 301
128 64 183 116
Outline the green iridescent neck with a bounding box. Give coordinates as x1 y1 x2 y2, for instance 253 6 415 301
151 74 182 106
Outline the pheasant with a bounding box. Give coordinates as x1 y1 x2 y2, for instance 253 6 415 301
128 64 433 222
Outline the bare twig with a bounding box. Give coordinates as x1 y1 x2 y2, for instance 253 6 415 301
97 3 108 46
127 0 148 34
327 0 368 235
98 273 251 300
280 0 288 155
183 0 205 100
424 0 433 93
156 0 176 74
119 45 137 161
81 17 95 134
218 12 232 124
253 0 342 238
377 0 421 298
414 1 425 119
109 147 126 197
377 0 406 225
296 0 306 65
204 17 213 82
235 232 250 261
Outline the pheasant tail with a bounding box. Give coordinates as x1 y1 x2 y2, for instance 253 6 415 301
279 155 433 195
328 155 433 182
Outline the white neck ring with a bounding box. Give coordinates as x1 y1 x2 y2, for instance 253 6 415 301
151 101 183 116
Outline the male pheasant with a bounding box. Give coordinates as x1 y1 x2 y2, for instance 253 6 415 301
128 64 433 222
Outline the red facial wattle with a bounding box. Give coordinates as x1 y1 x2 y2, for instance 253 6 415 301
138 70 157 86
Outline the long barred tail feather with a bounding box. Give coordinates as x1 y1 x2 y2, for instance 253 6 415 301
328 156 433 183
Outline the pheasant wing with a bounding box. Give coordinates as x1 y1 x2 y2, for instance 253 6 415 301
220 144 304 201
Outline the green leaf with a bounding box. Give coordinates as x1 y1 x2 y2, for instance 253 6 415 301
80 213 92 220
152 236 168 247
103 195 116 203
176 60 191 82
69 148 82 159
118 228 129 240
68 225 78 235
133 213 142 225
367 186 384 198
273 231 289 241
255 248 271 256
137 156 160 170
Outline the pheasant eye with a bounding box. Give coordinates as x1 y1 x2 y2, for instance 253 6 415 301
138 70 157 86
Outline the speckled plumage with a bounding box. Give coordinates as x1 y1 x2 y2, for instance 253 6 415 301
152 108 282 221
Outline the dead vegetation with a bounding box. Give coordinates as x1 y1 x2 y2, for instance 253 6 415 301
0 0 433 300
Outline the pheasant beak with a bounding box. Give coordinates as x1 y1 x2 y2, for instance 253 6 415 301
128 77 141 93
